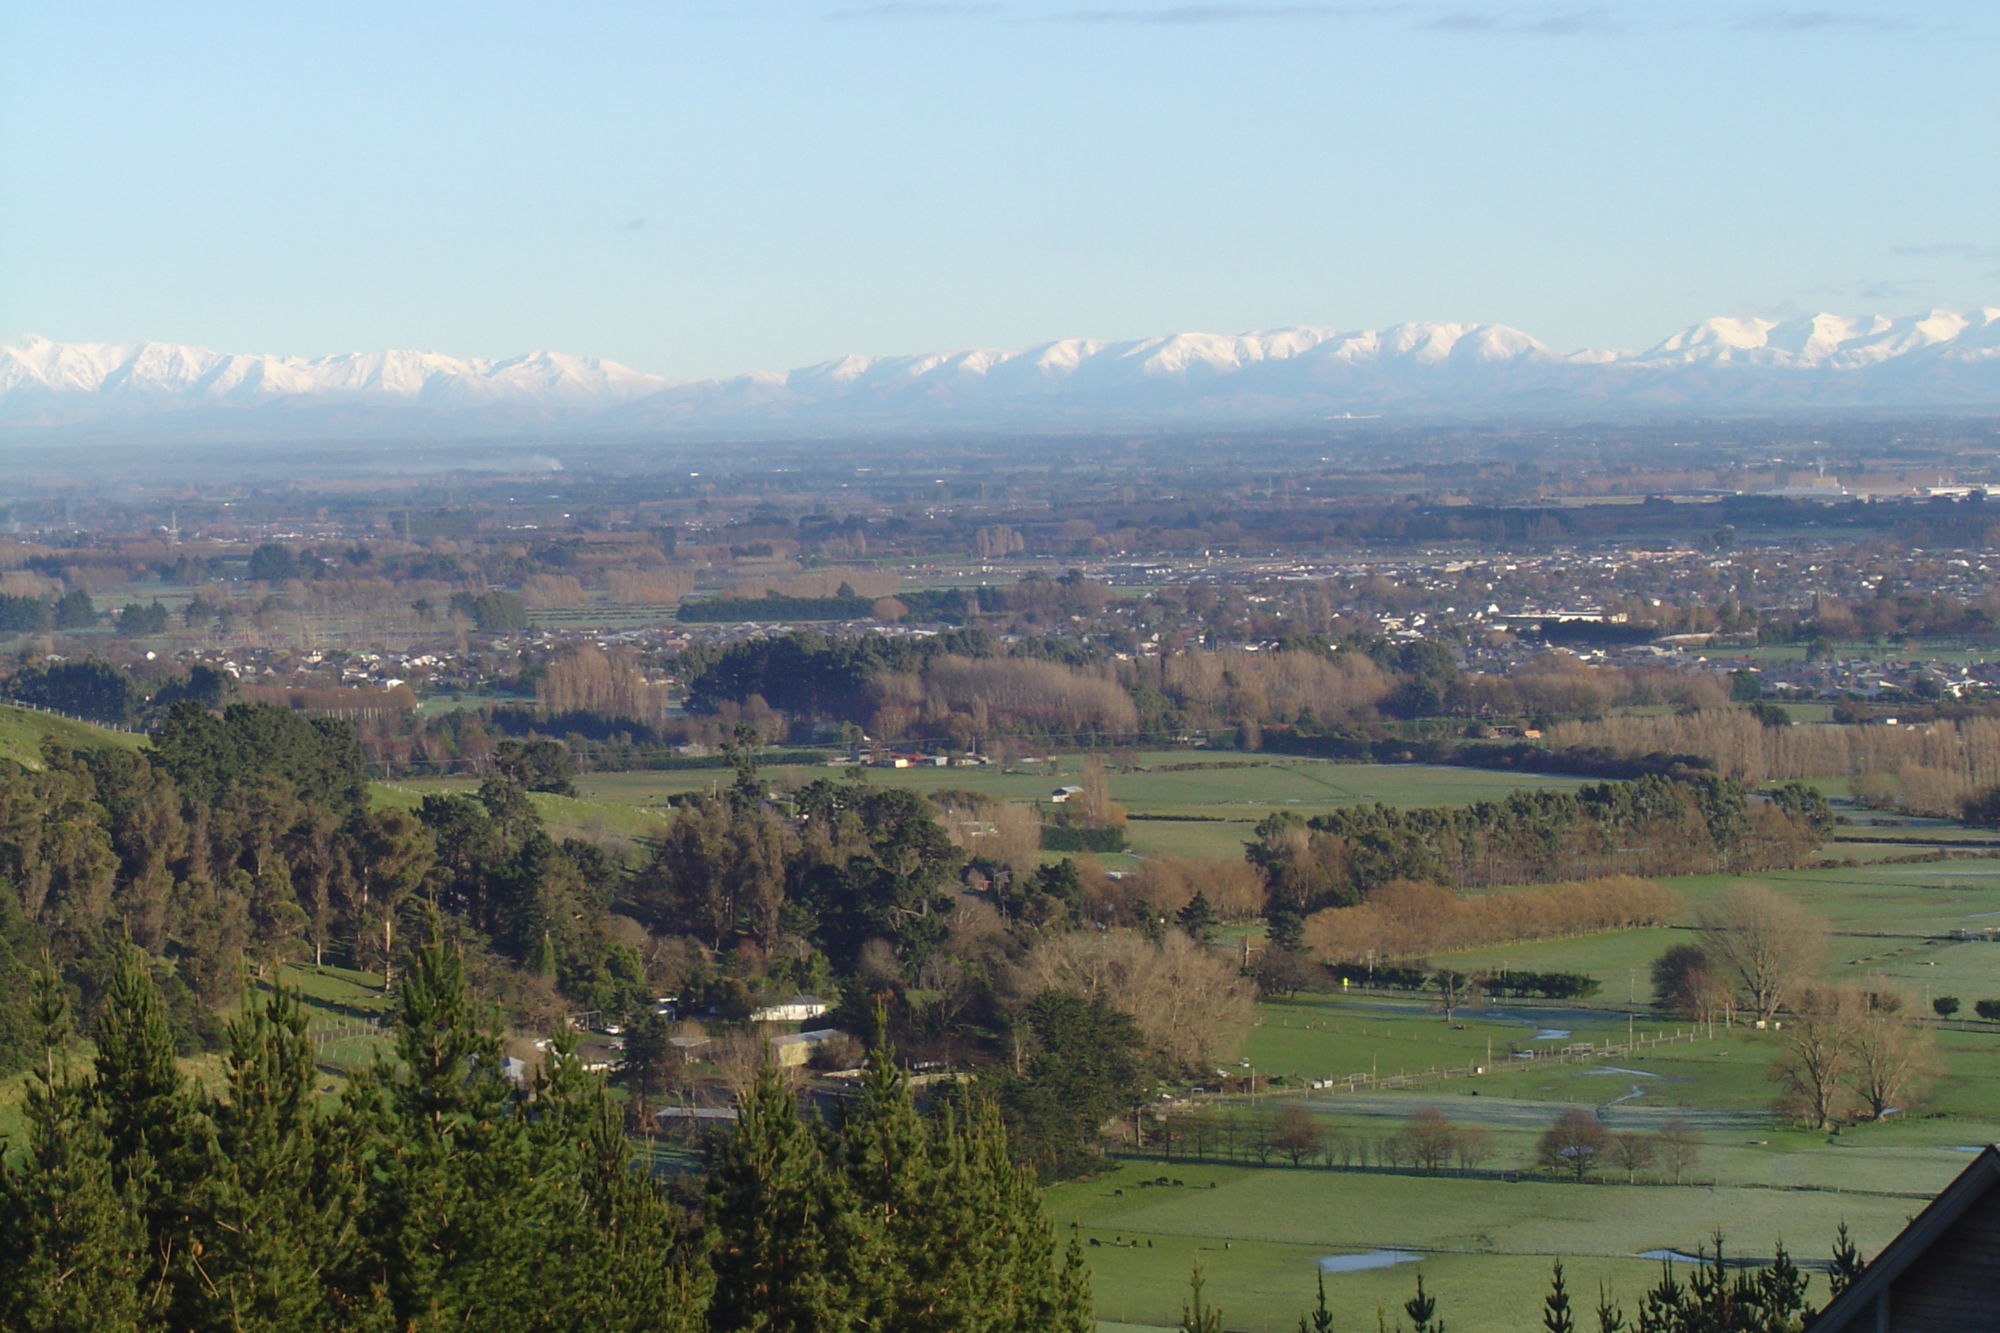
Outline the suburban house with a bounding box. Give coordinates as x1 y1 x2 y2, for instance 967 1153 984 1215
749 994 830 1024
1810 1142 2000 1332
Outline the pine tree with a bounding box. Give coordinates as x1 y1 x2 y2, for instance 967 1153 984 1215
1298 1270 1335 1333
972 1089 1069 1333
87 942 208 1327
193 983 355 1332
1635 1263 1685 1333
1051 1235 1095 1333
529 1026 708 1332
0 966 148 1333
706 1066 862 1332
1404 1274 1444 1333
1180 1264 1224 1333
1828 1221 1865 1298
1593 1283 1627 1333
837 1028 926 1328
1756 1241 1809 1329
1544 1259 1575 1333
353 913 548 1333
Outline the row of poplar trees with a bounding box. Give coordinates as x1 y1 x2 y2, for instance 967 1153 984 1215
0 926 1091 1333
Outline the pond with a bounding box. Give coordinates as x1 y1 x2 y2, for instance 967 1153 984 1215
1317 1250 1424 1273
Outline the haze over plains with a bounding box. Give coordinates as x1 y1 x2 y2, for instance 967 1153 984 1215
4 1 1997 388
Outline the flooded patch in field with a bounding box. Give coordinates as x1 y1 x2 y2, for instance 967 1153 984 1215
1531 1029 1571 1041
1583 1067 1657 1077
1635 1249 1705 1264
1317 1250 1423 1273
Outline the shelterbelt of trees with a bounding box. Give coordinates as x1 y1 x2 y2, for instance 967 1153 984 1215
0 935 1090 1333
1246 774 1831 913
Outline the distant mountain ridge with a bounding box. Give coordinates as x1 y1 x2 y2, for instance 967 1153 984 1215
6 307 1999 438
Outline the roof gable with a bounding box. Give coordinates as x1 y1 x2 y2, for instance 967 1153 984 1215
1811 1144 2000 1332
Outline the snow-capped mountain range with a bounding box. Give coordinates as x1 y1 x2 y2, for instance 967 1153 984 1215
6 308 1999 439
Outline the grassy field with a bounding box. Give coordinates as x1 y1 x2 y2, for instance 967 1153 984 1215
1069 842 2000 1330
380 757 1594 865
1066 976 2000 1332
373 779 670 851
1056 1155 1931 1333
1426 858 2000 1000
0 702 146 769
1739 640 2000 665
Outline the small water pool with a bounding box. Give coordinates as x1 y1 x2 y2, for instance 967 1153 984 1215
1318 1250 1424 1273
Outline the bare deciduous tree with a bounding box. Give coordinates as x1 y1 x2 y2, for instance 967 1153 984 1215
1267 1102 1326 1166
1610 1132 1656 1183
1402 1106 1460 1172
1699 885 1827 1023
1536 1108 1609 1181
1657 1117 1702 1184
1774 985 1866 1130
1846 984 1942 1119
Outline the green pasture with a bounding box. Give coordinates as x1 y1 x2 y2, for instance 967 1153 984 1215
1120 819 1261 860
567 756 1589 816
1739 640 2000 665
0 702 146 769
1241 993 1669 1087
543 759 1594 864
1427 859 2000 1003
1438 929 1692 1001
1056 1157 1926 1333
375 758 1597 868
374 779 668 850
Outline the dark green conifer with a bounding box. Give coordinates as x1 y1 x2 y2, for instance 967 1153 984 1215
1051 1234 1095 1333
529 1027 709 1331
88 942 208 1327
1297 1270 1334 1333
354 913 547 1333
1593 1282 1626 1333
0 966 148 1332
1180 1264 1224 1333
839 1030 935 1327
706 1067 862 1332
1828 1221 1865 1298
1404 1273 1444 1333
1543 1259 1575 1333
194 983 354 1332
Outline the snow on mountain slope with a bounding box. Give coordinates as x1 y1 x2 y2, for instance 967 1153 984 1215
0 336 667 413
5 310 2000 438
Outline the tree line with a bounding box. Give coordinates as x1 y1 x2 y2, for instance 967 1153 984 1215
1249 774 1821 917
0 931 1089 1333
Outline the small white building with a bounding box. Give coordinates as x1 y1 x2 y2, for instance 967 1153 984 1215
750 995 831 1024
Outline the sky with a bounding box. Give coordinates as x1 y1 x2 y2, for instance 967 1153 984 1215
4 1 1997 382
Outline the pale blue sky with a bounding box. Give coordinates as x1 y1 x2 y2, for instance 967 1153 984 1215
4 2 1996 380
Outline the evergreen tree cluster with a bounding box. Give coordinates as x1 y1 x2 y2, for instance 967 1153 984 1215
0 934 1087 1333
631 777 963 970
707 1035 1091 1333
1251 773 1817 913
0 702 652 1053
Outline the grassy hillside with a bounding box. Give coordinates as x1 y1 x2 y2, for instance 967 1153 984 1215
0 702 146 769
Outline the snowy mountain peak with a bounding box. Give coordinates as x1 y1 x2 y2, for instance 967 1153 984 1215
6 308 2000 439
